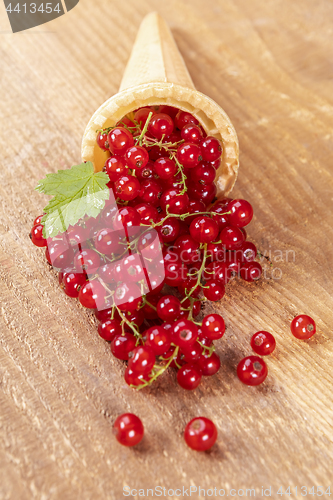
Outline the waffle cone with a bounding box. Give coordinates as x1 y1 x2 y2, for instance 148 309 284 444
81 12 239 196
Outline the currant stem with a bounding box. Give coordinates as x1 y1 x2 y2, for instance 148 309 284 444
133 346 180 390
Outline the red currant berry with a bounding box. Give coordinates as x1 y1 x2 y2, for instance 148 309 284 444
203 280 225 301
30 224 47 247
137 229 162 261
94 228 121 255
111 332 136 360
145 325 171 355
114 175 141 201
192 162 216 185
202 314 225 340
47 240 74 270
120 254 145 282
157 217 180 243
113 207 140 232
240 262 262 282
237 356 268 386
239 241 257 263
184 417 217 451
96 131 109 151
148 113 174 139
164 261 187 286
228 199 254 227
136 162 155 181
114 283 142 312
157 295 181 322
134 107 155 127
187 182 217 206
175 235 200 264
95 307 119 322
209 158 222 169
99 263 118 285
33 214 44 226
177 143 202 169
113 413 144 447
172 319 198 348
200 136 222 162
251 331 276 355
154 157 177 180
181 124 203 144
290 315 316 340
190 216 219 243
160 187 189 215
74 248 101 274
177 364 202 390
184 199 206 224
125 145 149 170
175 111 198 129
181 342 203 363
196 352 221 376
128 345 155 375
104 155 128 181
135 202 158 224
206 241 226 262
203 261 230 285
108 127 134 155
124 367 152 387
158 105 178 118
220 225 245 250
138 179 163 206
62 272 86 298
98 319 122 342
79 280 106 309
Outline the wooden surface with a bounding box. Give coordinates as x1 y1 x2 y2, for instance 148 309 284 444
1 1 333 498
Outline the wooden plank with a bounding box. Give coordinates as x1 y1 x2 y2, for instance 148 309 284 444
0 0 332 497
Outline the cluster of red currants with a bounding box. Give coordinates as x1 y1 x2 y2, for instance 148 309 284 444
30 105 265 391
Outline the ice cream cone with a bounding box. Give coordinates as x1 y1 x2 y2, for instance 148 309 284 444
81 12 239 196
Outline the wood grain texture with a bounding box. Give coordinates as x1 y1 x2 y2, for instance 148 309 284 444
0 0 333 498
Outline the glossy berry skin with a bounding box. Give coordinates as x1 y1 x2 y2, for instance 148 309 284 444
220 226 245 250
175 111 198 130
145 325 171 355
78 281 106 309
96 131 109 151
190 216 219 243
134 203 158 225
177 143 202 168
175 235 200 264
113 413 144 447
237 356 268 386
33 214 44 226
192 162 216 185
62 272 86 298
160 187 189 215
30 224 47 247
228 199 254 228
157 217 180 243
125 146 149 170
240 262 262 282
200 136 222 162
181 343 203 363
111 332 136 360
47 241 74 270
177 364 202 390
184 417 217 451
128 345 155 375
181 124 203 144
114 283 142 312
251 331 276 355
104 155 128 182
172 319 198 348
108 127 134 155
202 314 225 340
138 179 163 206
148 113 174 139
98 319 122 342
157 295 181 322
196 352 221 376
114 175 141 201
124 367 152 387
203 280 225 301
239 241 257 263
134 107 155 127
154 157 177 179
113 207 140 232
187 182 217 206
94 228 121 255
120 254 145 283
185 199 206 224
74 248 101 274
290 315 316 340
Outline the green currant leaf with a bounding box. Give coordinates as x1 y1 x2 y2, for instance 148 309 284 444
36 162 110 239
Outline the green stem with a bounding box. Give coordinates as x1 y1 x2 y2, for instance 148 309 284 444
133 346 180 390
